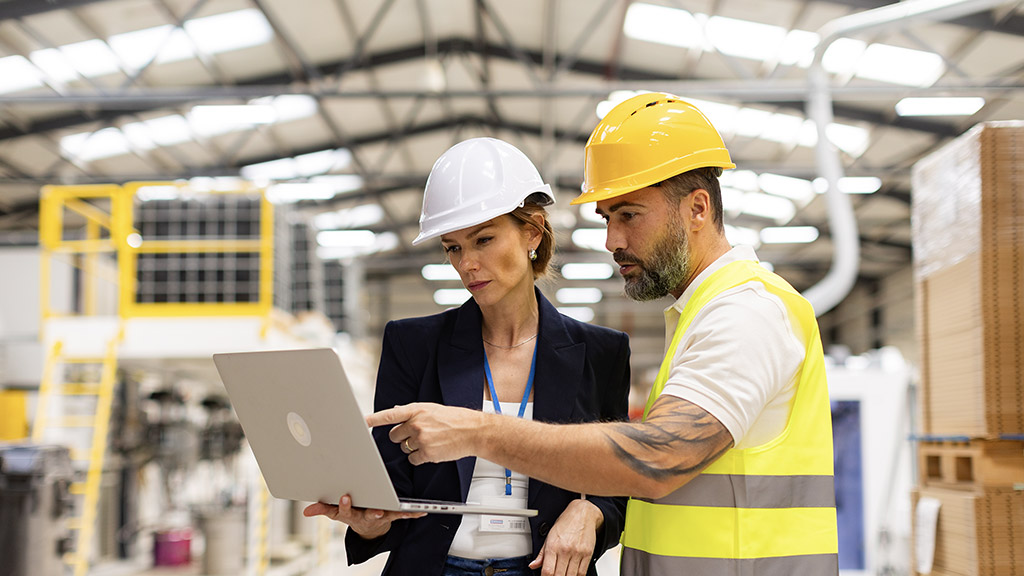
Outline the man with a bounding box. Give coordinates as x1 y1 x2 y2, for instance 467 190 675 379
369 92 839 575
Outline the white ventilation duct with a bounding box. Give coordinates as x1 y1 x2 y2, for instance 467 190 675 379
803 0 1012 316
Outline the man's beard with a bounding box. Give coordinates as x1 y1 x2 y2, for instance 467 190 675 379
615 224 691 302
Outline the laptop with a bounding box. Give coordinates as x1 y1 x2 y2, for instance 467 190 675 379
213 348 537 517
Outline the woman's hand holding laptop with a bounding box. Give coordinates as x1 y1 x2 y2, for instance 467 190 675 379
304 494 426 540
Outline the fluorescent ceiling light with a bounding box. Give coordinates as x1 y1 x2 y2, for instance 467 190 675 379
310 174 363 195
561 262 614 280
108 25 193 70
571 229 607 252
188 105 277 136
577 203 605 224
556 287 603 304
719 170 759 192
779 29 819 67
724 224 759 247
758 173 814 203
184 9 273 54
188 177 247 192
720 186 745 215
734 107 773 138
295 149 347 177
826 123 870 157
857 43 944 87
813 176 882 194
0 55 43 93
314 204 384 230
741 192 795 224
623 3 701 49
895 97 984 117
242 158 298 181
267 182 337 203
557 307 595 323
706 15 786 61
254 95 320 122
821 38 866 76
760 113 806 146
61 39 121 78
29 49 77 84
421 264 461 281
760 226 819 244
317 232 397 259
433 288 471 306
684 98 739 135
317 229 377 248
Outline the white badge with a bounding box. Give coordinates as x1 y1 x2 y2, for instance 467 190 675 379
478 514 531 533
477 494 531 534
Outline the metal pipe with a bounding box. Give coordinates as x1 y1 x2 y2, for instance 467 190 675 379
802 0 1012 317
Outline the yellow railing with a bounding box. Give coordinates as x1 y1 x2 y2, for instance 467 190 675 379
38 181 275 324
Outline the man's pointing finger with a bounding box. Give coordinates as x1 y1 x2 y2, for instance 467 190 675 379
365 405 414 428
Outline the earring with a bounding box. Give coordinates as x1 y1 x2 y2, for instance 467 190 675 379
529 248 538 262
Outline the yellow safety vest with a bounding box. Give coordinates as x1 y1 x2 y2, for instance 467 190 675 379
621 259 838 575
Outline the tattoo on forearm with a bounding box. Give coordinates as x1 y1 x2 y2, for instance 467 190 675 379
602 395 733 482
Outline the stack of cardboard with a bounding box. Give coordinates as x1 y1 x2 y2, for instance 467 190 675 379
911 122 1024 576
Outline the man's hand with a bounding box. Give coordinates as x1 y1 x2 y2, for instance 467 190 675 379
367 403 486 465
529 499 603 576
302 495 425 540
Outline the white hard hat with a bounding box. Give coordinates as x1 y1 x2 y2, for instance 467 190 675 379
412 137 554 245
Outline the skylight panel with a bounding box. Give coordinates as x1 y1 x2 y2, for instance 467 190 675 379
895 96 985 116
734 108 774 138
724 224 760 247
623 3 702 48
760 113 806 146
421 264 460 281
61 128 130 161
310 174 363 195
295 149 346 177
760 226 819 244
741 192 795 224
108 25 194 70
184 9 274 55
758 173 815 203
571 229 608 252
188 104 276 137
706 15 786 61
0 55 43 93
29 49 78 84
857 43 944 87
684 98 739 135
61 39 121 78
241 158 298 182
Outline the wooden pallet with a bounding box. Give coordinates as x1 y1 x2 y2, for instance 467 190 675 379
918 438 1024 490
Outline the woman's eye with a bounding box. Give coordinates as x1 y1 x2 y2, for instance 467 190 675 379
477 236 493 245
444 245 460 254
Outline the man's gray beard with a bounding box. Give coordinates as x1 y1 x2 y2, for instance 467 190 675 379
623 226 691 302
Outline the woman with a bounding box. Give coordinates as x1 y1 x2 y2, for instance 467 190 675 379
305 137 630 576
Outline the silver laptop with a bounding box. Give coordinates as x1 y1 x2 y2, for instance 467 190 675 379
213 348 537 517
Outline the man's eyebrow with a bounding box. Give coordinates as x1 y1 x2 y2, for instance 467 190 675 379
600 201 645 214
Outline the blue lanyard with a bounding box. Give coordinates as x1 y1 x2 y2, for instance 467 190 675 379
482 344 537 496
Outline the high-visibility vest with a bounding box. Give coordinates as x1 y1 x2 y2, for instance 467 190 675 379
621 259 838 575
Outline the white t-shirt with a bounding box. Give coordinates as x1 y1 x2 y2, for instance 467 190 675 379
659 246 806 449
447 400 533 559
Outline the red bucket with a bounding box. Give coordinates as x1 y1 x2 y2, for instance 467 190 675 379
153 528 192 566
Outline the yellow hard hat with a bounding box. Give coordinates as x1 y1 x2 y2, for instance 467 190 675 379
572 93 735 205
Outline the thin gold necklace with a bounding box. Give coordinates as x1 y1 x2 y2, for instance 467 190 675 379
482 333 538 349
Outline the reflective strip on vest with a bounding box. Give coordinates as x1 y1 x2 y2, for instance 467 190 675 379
621 259 838 575
621 549 840 576
639 473 835 508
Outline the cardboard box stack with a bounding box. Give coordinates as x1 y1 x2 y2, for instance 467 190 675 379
911 122 1024 576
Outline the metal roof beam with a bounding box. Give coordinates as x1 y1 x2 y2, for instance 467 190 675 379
0 0 112 21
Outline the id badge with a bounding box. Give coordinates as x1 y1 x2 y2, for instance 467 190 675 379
478 514 531 533
477 495 531 533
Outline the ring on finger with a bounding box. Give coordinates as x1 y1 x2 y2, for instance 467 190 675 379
402 438 414 453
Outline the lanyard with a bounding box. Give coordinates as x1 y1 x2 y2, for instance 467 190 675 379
482 344 537 496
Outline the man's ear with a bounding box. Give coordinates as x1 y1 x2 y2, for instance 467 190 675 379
685 188 712 232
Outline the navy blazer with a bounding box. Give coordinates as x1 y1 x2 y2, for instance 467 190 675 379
346 288 630 575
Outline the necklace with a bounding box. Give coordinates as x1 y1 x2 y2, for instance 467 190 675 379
482 332 538 349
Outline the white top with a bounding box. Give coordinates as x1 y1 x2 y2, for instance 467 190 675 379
447 400 533 559
659 246 806 449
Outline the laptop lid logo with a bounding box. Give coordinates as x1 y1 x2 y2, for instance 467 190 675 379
287 411 312 447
